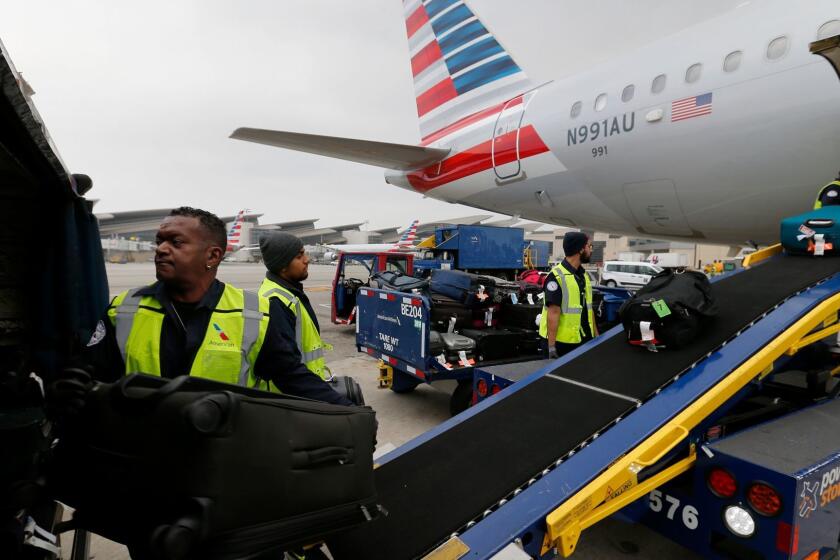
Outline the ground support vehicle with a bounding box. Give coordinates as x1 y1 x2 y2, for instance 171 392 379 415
329 246 840 560
331 251 414 324
432 225 526 274
601 260 663 288
354 286 546 415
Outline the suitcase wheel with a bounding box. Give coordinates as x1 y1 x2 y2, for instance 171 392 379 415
151 517 199 560
185 393 237 436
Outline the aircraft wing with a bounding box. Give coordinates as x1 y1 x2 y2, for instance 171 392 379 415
230 128 449 171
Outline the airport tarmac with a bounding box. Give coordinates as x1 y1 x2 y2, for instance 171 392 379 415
62 262 700 559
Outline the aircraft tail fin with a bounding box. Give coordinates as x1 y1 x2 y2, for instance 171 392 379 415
226 209 247 252
396 219 420 247
402 0 533 141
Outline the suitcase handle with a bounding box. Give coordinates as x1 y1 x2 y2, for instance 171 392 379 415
113 374 193 407
292 446 354 469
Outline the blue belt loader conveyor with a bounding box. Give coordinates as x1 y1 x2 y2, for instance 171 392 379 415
329 246 840 559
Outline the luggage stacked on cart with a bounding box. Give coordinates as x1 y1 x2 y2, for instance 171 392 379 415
780 206 840 256
51 374 379 560
428 269 546 365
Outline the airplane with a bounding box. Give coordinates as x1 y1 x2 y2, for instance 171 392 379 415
231 0 840 247
226 209 249 253
322 219 420 260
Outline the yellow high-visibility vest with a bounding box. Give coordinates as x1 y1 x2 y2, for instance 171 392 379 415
108 284 271 388
539 263 595 344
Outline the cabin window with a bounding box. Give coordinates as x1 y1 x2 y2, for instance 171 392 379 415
621 84 635 102
594 93 607 111
685 63 702 83
818 20 840 40
766 36 789 60
651 73 667 94
723 50 742 72
570 101 582 118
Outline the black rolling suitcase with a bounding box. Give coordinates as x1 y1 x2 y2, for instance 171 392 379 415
430 296 473 331
619 269 717 350
459 328 523 362
500 302 542 330
51 374 379 560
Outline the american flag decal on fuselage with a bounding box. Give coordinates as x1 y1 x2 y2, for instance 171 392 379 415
671 93 713 122
403 0 532 140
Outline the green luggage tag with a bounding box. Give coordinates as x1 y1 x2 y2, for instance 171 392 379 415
652 299 671 318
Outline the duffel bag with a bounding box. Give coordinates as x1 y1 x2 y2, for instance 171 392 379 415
780 206 840 256
619 269 717 350
369 270 429 292
50 374 379 560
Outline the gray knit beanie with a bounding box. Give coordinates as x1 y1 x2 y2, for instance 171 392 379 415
260 232 303 272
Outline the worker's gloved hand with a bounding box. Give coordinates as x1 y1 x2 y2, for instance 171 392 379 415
548 347 559 360
45 366 94 421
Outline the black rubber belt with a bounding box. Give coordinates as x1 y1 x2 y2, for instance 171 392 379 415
329 255 840 559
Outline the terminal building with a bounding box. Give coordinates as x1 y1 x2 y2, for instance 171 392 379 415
96 208 735 268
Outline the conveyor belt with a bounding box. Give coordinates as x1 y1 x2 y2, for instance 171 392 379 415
329 255 840 559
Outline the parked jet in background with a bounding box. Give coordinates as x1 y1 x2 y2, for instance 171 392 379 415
232 0 840 246
323 219 420 260
226 209 248 252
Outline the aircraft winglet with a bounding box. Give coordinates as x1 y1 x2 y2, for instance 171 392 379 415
230 128 449 171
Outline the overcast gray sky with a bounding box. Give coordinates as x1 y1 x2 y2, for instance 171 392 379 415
1 0 738 230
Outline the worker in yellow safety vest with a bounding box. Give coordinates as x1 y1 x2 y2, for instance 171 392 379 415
539 231 598 359
258 232 333 380
813 174 840 209
78 207 349 405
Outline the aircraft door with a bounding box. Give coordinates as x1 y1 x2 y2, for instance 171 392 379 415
492 92 534 181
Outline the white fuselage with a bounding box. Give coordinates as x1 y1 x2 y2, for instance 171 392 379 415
388 1 840 245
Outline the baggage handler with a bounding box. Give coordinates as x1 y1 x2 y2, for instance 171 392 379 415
814 173 840 209
79 207 351 405
258 232 332 381
539 231 598 359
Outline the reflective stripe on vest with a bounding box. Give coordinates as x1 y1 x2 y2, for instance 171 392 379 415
111 285 267 387
259 279 329 378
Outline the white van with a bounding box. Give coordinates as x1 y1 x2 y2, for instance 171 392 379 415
601 261 662 288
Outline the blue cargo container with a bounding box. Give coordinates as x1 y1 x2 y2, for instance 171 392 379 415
525 239 551 268
434 225 524 269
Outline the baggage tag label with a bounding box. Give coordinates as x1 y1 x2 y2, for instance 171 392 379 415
640 321 655 341
485 307 494 326
527 293 534 305
457 350 473 367
510 293 519 305
798 224 816 241
652 299 671 318
448 316 457 333
815 234 826 256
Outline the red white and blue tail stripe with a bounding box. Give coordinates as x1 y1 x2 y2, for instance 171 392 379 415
396 219 420 248
226 209 247 252
403 0 532 141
